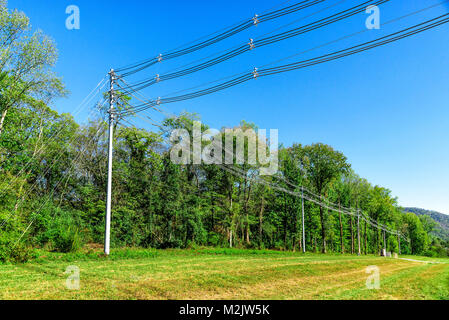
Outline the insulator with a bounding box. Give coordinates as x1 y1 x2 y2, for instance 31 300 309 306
252 67 259 79
248 38 255 50
252 14 259 26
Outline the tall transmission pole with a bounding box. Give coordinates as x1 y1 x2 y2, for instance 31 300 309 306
104 69 116 256
301 186 305 253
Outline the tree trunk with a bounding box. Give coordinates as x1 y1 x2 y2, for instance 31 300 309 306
258 197 264 248
350 217 354 254
246 217 250 245
319 206 326 253
0 108 8 136
243 177 251 245
283 194 288 249
229 188 233 248
298 209 302 253
338 202 344 254
364 221 367 255
229 229 233 248
376 226 379 254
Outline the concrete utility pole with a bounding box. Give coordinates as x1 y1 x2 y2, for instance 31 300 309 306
104 69 115 256
357 210 361 256
301 186 305 253
398 233 401 255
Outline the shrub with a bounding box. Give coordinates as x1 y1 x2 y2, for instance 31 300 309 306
34 205 86 253
52 226 83 253
207 232 223 247
0 231 35 263
423 245 449 258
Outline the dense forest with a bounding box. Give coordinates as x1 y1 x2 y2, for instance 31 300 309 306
405 208 449 242
1 1 448 263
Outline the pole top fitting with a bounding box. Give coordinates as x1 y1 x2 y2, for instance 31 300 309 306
252 67 259 79
109 69 117 82
253 14 259 26
249 38 255 50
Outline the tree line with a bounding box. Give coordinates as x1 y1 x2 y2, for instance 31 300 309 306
1 1 447 262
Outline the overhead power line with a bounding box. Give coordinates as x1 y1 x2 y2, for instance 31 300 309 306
115 0 325 77
0 99 109 229
118 0 387 93
117 109 406 240
219 158 403 237
219 164 406 239
119 0 447 104
118 12 449 116
126 0 345 90
0 79 107 203
13 119 107 245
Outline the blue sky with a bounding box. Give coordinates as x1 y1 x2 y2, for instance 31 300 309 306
8 0 449 214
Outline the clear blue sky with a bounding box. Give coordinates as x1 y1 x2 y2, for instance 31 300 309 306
8 0 449 214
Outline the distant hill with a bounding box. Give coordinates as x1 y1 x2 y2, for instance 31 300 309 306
404 207 449 241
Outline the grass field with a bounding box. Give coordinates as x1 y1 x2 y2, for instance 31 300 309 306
1 248 448 300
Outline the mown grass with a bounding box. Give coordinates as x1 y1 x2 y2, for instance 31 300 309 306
0 248 447 300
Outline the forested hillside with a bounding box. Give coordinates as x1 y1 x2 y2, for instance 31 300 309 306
1 1 447 263
404 208 449 241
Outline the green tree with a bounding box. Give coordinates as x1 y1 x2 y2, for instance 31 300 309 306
405 212 429 254
302 143 350 253
0 0 66 136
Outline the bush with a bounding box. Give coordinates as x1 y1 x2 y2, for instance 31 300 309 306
207 232 223 247
424 246 449 258
157 239 183 249
34 205 86 253
52 226 83 253
387 236 399 253
0 231 35 263
5 243 35 263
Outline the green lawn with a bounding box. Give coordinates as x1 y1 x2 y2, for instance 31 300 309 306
1 248 448 300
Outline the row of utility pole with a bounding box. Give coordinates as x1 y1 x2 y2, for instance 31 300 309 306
299 193 388 256
103 69 397 257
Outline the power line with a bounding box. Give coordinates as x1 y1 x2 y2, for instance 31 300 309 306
118 12 449 116
113 0 294 73
129 0 344 88
0 80 107 204
0 104 108 229
219 164 406 239
117 0 386 93
115 0 325 77
124 111 407 240
13 119 107 245
118 0 447 105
